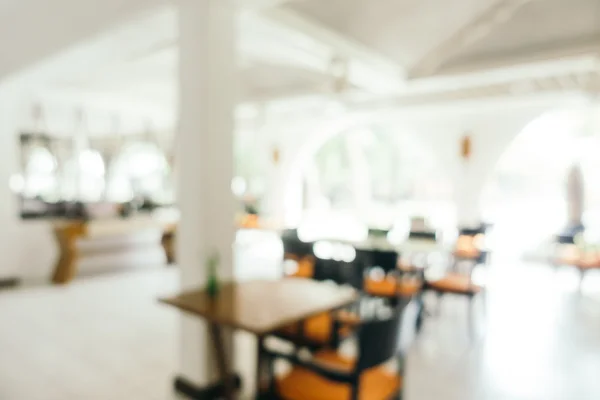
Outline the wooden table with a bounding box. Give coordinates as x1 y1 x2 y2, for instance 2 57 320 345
160 279 358 400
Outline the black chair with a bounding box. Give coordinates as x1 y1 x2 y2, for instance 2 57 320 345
267 301 408 400
358 249 421 300
459 222 489 237
282 235 314 259
313 257 364 291
421 233 488 335
368 228 389 237
275 242 362 349
281 234 315 279
407 230 437 241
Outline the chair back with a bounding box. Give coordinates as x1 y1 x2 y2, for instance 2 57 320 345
556 234 575 245
281 228 299 239
459 224 487 237
282 236 314 258
356 300 408 371
368 228 389 238
356 248 398 274
312 258 338 282
313 241 363 289
408 230 437 241
475 250 489 265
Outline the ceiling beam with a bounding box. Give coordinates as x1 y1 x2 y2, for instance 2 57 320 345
432 36 600 76
241 0 296 9
263 8 405 94
409 0 542 78
354 69 600 114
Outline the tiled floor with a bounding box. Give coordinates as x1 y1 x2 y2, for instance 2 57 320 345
1 257 600 399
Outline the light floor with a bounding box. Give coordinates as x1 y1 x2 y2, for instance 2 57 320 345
1 258 600 400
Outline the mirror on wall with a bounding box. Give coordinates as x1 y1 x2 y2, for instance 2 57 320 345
15 130 174 220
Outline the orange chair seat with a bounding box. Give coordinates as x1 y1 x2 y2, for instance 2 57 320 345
453 248 481 259
554 245 580 266
577 258 600 270
555 253 600 269
278 312 358 344
364 278 421 298
556 256 581 266
284 256 315 279
277 350 401 400
428 274 481 295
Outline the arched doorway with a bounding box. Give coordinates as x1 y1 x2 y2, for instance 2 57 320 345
295 122 453 241
481 108 597 255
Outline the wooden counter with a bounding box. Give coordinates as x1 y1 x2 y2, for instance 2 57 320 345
51 216 176 284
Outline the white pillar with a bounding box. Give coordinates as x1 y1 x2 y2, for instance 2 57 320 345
456 160 484 229
176 0 236 388
0 85 22 281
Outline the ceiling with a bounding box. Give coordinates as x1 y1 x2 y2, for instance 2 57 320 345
284 0 499 69
442 0 600 72
5 0 600 133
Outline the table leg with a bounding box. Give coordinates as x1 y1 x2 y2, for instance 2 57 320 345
208 323 236 400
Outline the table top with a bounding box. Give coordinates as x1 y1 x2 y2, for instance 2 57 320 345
160 279 358 336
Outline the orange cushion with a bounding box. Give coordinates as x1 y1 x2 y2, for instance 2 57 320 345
294 257 315 278
454 235 482 259
364 278 421 298
278 312 356 344
453 248 481 259
557 256 581 266
277 350 401 400
428 274 481 295
577 258 600 270
284 256 315 279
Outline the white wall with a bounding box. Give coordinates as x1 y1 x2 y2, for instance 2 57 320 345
264 94 584 228
0 84 169 282
0 86 23 279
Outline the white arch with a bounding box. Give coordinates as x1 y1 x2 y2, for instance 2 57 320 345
266 109 443 226
480 106 588 248
271 112 380 226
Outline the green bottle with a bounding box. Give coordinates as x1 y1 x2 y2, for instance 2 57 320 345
206 250 220 298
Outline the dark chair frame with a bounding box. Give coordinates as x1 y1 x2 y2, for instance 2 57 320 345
265 301 408 400
356 248 400 282
407 230 437 241
421 247 489 336
274 247 364 350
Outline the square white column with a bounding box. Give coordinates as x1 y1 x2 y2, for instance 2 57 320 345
176 0 237 387
0 85 22 281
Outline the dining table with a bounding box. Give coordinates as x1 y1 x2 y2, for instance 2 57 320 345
160 278 358 400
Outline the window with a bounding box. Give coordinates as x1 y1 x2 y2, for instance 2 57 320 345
22 145 58 201
301 125 453 239
61 149 106 202
107 142 172 204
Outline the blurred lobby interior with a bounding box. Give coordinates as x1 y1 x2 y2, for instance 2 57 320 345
1 0 600 399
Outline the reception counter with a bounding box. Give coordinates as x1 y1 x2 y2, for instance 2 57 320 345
51 216 175 284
